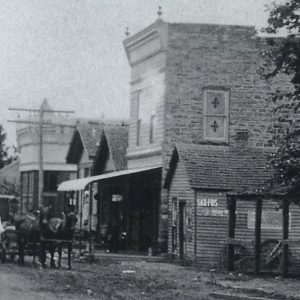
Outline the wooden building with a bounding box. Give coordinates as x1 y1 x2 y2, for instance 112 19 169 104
66 121 105 179
62 122 131 243
59 120 163 252
17 100 76 214
164 144 300 272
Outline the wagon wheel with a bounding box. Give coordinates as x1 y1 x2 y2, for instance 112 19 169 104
261 239 281 272
233 244 253 272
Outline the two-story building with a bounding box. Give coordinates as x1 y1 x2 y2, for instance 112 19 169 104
58 16 300 267
123 16 300 269
17 99 77 214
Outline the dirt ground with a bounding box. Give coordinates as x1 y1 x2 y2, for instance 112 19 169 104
1 255 300 299
0 256 222 300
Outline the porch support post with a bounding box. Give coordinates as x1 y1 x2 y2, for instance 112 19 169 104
227 197 236 272
282 199 290 277
254 198 262 275
124 176 130 251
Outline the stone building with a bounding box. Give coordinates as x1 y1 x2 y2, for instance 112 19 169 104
122 16 291 256
59 17 294 261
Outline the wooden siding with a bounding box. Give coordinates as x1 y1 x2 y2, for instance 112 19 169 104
167 161 195 260
168 172 300 271
195 192 228 269
235 199 300 271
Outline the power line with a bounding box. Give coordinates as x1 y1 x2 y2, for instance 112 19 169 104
8 99 75 209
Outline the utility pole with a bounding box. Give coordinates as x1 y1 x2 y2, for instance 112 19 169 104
39 102 44 209
9 99 75 208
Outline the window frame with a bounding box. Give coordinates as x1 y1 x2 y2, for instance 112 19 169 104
203 88 229 143
135 90 142 147
149 114 155 144
84 167 90 178
44 171 58 192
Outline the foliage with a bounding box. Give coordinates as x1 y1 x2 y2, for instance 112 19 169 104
0 178 20 198
0 124 19 169
5 146 19 166
0 124 10 169
260 1 300 191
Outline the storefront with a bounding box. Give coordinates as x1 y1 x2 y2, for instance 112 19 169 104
58 166 161 254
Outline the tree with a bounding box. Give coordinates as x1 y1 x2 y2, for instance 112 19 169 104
0 124 10 169
5 145 19 165
260 1 300 192
0 178 20 198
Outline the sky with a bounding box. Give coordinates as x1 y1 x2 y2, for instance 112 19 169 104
0 0 280 147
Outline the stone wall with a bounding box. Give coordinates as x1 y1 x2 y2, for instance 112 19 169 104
164 23 289 148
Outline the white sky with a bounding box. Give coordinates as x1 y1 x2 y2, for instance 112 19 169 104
0 0 279 147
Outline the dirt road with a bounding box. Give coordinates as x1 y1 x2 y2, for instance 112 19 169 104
0 257 221 299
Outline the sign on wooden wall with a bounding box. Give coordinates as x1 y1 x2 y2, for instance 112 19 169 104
198 209 228 217
197 197 218 207
197 196 228 217
247 211 292 230
112 194 123 202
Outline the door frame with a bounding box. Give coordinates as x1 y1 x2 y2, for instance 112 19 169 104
179 201 186 260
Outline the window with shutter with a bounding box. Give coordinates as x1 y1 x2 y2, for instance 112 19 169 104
203 89 229 142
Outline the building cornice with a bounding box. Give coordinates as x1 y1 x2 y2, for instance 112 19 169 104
20 163 77 172
123 18 168 67
126 145 162 160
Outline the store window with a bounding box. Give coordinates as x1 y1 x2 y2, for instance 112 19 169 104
44 171 58 192
84 168 90 178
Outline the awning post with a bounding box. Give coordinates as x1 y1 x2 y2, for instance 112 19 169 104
79 190 83 257
227 197 236 272
282 199 289 277
89 183 94 263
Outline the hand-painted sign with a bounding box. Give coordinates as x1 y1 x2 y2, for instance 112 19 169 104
247 211 292 230
198 209 228 217
112 194 123 202
197 197 219 207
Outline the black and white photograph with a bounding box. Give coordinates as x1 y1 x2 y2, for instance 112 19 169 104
0 0 300 299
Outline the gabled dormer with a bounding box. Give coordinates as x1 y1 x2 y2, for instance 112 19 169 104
92 123 128 175
66 121 104 178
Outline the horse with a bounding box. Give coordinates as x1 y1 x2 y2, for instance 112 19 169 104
12 206 50 266
40 211 77 270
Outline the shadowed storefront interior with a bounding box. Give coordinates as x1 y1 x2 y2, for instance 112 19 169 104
58 167 161 254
